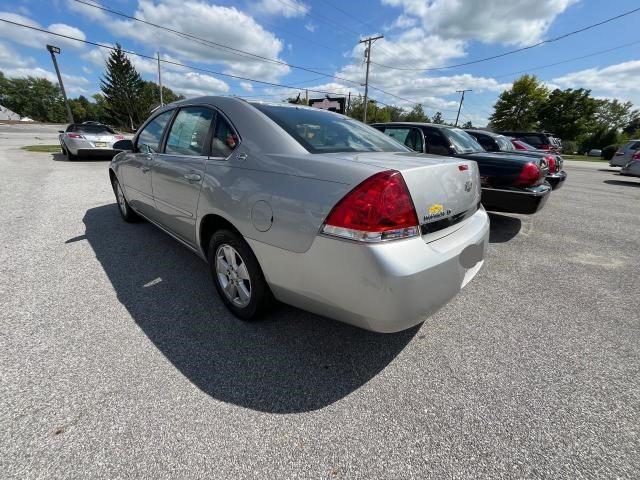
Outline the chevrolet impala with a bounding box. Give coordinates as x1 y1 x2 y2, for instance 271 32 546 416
109 97 489 333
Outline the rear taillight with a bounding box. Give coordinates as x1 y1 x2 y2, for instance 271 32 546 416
633 151 640 160
513 142 525 150
115 135 124 140
541 144 550 150
544 155 556 173
67 133 84 138
321 170 419 242
516 162 541 187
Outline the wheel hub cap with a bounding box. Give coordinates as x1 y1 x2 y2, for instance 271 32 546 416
215 244 251 307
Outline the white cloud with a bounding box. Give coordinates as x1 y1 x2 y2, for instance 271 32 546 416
381 0 577 46
0 12 87 49
304 22 316 32
99 0 289 82
66 0 108 21
0 42 90 95
255 0 310 18
551 60 640 105
239 81 253 91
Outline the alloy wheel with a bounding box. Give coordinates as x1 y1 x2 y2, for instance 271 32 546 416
215 244 252 307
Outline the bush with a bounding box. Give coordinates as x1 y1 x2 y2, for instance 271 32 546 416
579 127 620 154
562 140 577 154
601 145 618 160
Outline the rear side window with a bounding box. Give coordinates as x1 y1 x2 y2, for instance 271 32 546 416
382 128 423 152
165 107 214 156
211 115 239 158
521 135 545 147
137 110 174 154
625 141 640 151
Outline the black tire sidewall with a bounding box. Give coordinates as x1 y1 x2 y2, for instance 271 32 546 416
208 230 271 320
112 178 138 222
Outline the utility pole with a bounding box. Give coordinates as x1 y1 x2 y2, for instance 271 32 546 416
157 51 163 106
347 91 351 116
358 34 383 124
46 45 74 124
455 89 472 127
304 89 308 105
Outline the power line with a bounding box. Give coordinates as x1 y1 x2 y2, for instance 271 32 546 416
0 18 356 99
370 7 640 71
493 39 640 78
272 0 361 37
70 0 362 87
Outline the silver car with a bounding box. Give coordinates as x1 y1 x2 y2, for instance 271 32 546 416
611 139 640 167
59 121 125 160
621 156 640 177
109 97 489 333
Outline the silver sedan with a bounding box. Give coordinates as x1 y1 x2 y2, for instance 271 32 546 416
59 121 125 160
109 97 489 332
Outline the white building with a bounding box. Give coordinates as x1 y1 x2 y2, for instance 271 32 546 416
0 105 21 121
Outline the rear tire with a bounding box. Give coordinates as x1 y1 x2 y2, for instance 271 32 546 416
66 146 78 161
208 229 273 320
112 177 140 222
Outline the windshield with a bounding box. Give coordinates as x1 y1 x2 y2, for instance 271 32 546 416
251 103 409 154
495 135 514 151
442 128 483 154
74 124 115 134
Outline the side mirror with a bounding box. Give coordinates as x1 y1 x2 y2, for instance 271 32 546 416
58 130 64 134
113 139 134 152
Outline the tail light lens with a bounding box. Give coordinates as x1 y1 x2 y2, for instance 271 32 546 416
114 135 124 140
516 162 541 187
321 170 419 242
544 155 556 173
633 151 640 160
67 133 84 138
541 144 550 150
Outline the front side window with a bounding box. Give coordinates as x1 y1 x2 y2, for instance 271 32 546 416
442 128 483 154
211 115 239 158
165 107 214 156
252 103 408 154
137 110 174 154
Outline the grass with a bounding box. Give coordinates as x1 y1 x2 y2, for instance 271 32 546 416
563 154 609 163
22 144 61 153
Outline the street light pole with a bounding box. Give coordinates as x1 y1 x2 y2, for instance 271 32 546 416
46 44 74 124
455 89 472 127
358 34 383 124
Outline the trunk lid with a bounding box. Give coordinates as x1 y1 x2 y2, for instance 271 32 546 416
339 151 481 229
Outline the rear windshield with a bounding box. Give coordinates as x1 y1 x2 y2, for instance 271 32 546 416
442 128 483 154
251 103 409 154
72 124 115 134
495 135 514 151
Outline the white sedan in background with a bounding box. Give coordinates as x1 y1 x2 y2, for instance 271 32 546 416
59 121 126 161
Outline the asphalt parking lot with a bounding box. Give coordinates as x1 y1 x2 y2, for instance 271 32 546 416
1 124 639 479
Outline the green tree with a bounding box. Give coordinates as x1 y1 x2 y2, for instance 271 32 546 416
404 104 430 122
100 43 144 130
595 98 638 131
489 74 549 130
538 88 597 140
432 111 445 124
461 120 473 128
0 73 66 122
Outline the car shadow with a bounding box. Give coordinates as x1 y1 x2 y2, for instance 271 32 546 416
597 168 619 172
80 204 418 413
604 179 640 187
488 213 522 243
53 152 114 162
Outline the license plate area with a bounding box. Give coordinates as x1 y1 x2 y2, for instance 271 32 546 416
94 142 107 147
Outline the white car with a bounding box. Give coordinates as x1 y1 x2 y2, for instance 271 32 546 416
59 122 125 160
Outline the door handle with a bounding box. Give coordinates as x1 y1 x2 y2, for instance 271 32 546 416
184 173 202 182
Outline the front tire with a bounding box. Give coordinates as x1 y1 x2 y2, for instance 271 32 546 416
112 178 140 222
208 230 272 320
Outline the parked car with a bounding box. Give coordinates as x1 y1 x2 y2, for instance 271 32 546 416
109 98 489 333
587 149 602 157
511 139 538 151
610 140 640 167
620 151 640 177
498 131 561 152
465 129 566 189
59 121 125 160
372 122 552 214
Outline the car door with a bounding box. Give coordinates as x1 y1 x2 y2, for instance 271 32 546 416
121 109 174 216
151 106 215 246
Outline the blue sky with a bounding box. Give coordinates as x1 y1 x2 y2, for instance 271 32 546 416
1 0 639 125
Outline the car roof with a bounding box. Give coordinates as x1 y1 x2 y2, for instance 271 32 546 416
371 122 456 129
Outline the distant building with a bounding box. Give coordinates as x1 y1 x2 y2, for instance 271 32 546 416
0 105 21 121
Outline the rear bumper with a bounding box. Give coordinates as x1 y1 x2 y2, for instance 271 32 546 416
76 148 121 158
546 170 567 189
248 207 490 333
481 183 551 214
